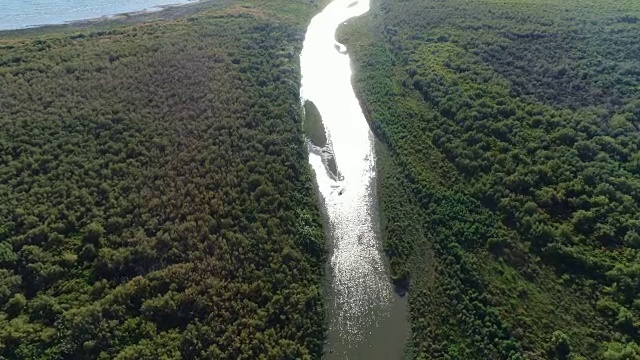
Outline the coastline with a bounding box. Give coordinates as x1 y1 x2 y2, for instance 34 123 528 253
0 0 221 36
59 1 200 26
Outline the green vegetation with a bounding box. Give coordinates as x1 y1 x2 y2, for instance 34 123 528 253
340 0 640 358
0 1 327 358
303 100 328 148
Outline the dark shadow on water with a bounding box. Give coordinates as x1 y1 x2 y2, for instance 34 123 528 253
305 99 341 180
393 282 408 298
304 100 328 148
325 153 339 179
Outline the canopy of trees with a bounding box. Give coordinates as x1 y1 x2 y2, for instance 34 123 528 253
0 1 326 358
340 0 640 358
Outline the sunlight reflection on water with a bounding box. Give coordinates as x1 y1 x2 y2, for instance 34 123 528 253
300 0 394 344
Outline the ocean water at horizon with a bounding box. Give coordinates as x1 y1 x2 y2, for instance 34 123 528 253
0 0 195 31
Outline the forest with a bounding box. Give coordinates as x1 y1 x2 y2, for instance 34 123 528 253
340 0 640 358
0 0 327 358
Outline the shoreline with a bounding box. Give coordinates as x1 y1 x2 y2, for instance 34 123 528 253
0 0 212 35
61 1 200 26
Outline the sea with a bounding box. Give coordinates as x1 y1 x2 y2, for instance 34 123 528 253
0 0 195 31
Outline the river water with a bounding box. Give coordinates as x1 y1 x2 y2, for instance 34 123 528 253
0 0 196 31
299 0 409 358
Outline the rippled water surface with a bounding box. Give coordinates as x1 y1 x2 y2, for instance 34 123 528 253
0 0 195 30
300 0 409 358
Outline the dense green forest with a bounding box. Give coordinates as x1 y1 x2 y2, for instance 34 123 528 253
0 1 327 358
340 0 640 358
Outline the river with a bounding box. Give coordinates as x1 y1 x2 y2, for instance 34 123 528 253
299 0 410 358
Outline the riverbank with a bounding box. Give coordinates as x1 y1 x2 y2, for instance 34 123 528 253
0 0 329 358
340 0 640 358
